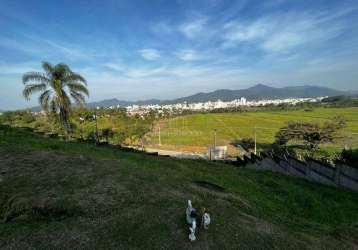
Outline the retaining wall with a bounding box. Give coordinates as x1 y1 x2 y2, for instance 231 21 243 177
245 153 358 192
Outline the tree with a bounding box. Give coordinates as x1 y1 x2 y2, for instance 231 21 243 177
320 116 346 142
275 116 346 154
101 128 114 143
18 111 35 124
22 62 89 136
0 112 16 125
117 131 127 145
86 131 97 143
147 110 157 130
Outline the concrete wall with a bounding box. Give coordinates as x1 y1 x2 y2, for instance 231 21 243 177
337 164 358 191
306 159 335 186
245 153 358 192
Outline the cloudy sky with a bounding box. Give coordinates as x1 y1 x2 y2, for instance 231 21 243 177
1 0 358 110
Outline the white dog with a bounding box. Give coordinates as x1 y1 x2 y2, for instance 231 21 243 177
186 200 197 241
202 209 211 229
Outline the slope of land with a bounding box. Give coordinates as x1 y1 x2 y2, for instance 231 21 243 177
0 125 358 249
147 107 358 154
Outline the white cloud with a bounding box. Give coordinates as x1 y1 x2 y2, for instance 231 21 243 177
104 63 123 71
126 66 167 78
222 12 344 52
262 32 303 52
179 17 208 39
175 49 202 61
138 49 161 60
223 20 268 45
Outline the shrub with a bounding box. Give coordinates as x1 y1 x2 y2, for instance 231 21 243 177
338 148 358 167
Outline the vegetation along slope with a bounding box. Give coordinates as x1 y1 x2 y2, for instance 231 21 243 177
0 125 357 249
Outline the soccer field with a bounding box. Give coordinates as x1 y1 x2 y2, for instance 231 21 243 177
147 107 358 153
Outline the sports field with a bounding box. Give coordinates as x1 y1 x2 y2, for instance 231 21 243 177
147 107 358 154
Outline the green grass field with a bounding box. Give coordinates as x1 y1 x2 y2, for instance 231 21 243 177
1 125 358 249
147 107 358 154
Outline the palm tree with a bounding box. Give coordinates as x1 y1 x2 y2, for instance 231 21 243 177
22 62 89 136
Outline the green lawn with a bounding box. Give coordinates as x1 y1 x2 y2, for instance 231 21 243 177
0 125 358 249
147 107 358 153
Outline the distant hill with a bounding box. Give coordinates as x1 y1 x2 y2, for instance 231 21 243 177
165 84 347 104
86 98 161 109
87 84 347 108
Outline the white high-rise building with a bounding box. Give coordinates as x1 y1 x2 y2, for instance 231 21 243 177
240 97 247 105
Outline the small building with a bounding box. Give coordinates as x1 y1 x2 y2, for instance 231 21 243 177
208 146 227 160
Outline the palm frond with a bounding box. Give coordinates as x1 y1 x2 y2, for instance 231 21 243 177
42 61 54 76
54 64 71 79
38 90 52 111
70 91 86 106
56 63 71 71
23 84 47 100
64 73 87 85
22 72 50 85
67 83 89 96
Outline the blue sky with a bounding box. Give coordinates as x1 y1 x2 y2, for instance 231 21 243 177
1 0 358 110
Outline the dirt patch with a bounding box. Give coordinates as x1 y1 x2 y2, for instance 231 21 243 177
1 195 82 223
145 144 208 154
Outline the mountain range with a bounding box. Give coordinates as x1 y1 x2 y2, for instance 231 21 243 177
87 84 348 108
5 84 349 112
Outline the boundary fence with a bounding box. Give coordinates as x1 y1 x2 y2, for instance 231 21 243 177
240 152 358 192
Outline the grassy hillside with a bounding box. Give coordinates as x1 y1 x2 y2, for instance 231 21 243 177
147 107 358 154
1 125 358 249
